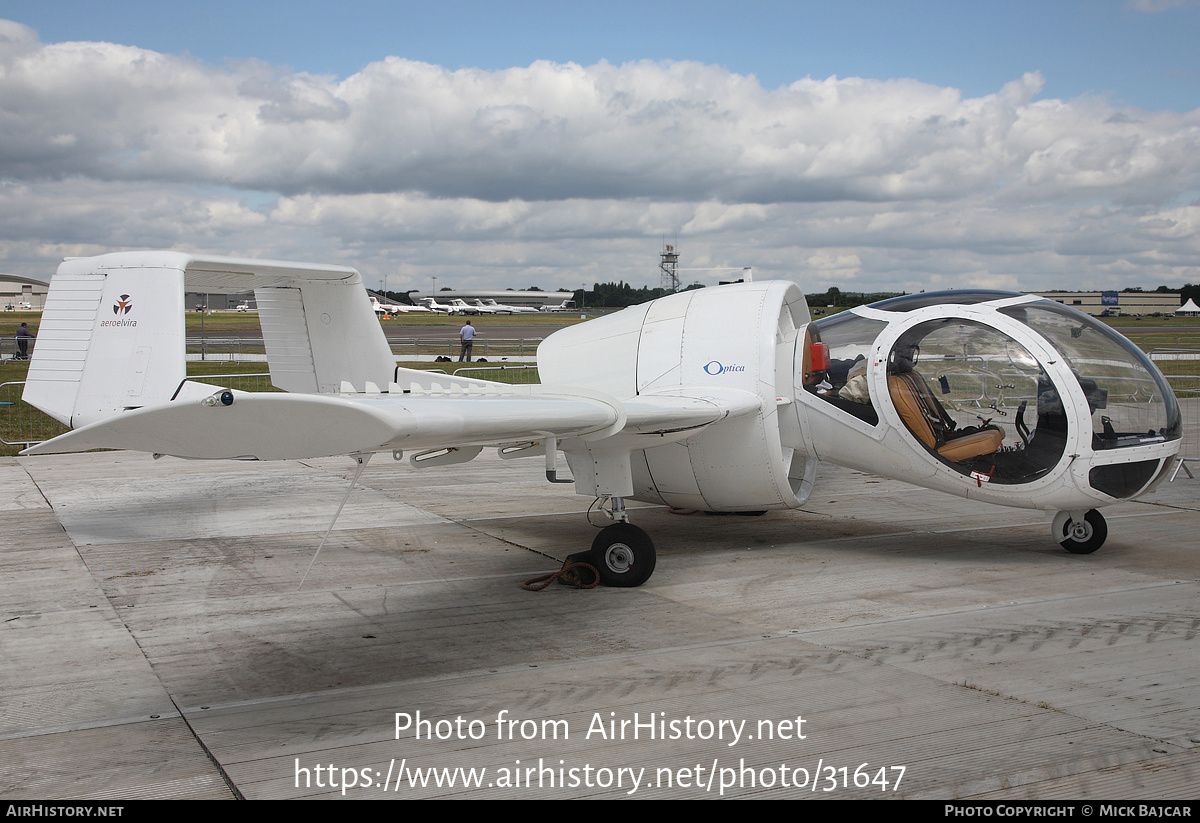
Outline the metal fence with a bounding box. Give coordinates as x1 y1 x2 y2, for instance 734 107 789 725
189 373 278 392
451 364 540 384
0 381 69 446
7 335 541 363
182 337 541 362
8 335 541 363
2 336 37 362
1151 351 1200 471
186 338 266 362
1122 333 1200 350
386 337 540 361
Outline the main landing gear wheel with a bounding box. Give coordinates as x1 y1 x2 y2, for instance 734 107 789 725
590 523 656 587
1052 509 1107 554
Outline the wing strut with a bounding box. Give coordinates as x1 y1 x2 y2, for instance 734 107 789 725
299 453 372 590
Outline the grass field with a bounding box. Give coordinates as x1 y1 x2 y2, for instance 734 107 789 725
1102 316 1200 351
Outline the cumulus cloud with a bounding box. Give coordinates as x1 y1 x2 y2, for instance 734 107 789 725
2 21 1199 294
5 28 1199 204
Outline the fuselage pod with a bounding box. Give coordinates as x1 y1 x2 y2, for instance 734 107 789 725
792 291 1181 511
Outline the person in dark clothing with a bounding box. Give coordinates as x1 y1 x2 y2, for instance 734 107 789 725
15 322 34 359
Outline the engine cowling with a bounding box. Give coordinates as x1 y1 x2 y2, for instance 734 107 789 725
537 280 818 511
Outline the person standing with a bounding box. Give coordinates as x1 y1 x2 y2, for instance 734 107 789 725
458 319 476 362
15 322 34 360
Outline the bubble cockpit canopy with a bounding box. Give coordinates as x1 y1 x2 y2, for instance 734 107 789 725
808 291 1180 498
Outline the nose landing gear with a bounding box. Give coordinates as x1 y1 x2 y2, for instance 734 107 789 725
1052 509 1107 554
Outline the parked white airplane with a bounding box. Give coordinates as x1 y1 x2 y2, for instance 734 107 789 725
416 296 454 314
478 298 540 315
370 296 430 314
22 252 1182 586
449 299 493 315
540 299 575 313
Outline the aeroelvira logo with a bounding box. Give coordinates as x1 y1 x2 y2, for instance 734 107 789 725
100 293 137 327
703 361 747 375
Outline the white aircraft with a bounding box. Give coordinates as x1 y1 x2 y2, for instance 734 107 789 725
22 252 1183 587
478 298 540 315
540 298 575 313
449 299 493 315
416 296 454 314
370 296 430 314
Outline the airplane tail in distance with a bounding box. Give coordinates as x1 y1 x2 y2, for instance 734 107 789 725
23 251 396 429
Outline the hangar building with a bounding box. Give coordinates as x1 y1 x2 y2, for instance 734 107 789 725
1037 291 1180 316
1 273 49 310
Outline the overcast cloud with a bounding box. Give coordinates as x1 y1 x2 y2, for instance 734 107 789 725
2 18 1199 294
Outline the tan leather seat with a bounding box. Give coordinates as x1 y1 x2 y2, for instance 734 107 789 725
888 372 1002 462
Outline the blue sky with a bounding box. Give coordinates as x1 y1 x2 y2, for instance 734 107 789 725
10 0 1200 109
2 1 1199 293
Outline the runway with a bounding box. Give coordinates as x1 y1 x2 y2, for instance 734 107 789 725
2 449 1198 798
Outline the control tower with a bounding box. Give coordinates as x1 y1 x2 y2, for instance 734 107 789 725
659 244 681 293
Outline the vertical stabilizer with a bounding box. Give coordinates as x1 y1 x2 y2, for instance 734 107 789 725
24 253 187 428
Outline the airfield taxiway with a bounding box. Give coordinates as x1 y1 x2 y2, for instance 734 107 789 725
2 445 1198 799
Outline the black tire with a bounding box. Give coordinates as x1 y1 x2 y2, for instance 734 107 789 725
590 524 656 587
1059 509 1107 554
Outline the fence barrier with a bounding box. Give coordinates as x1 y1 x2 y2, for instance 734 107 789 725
451 364 540 384
0 381 69 446
1151 351 1200 474
171 337 542 362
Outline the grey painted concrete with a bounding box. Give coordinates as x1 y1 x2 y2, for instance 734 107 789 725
2 449 1197 799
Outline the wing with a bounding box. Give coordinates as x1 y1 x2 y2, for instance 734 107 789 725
23 380 762 461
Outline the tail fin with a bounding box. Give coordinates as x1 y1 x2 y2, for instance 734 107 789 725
23 251 396 429
23 252 188 428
